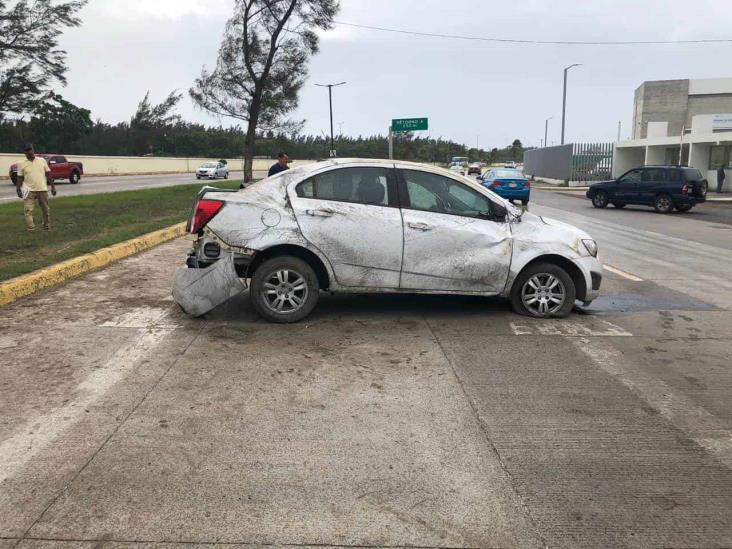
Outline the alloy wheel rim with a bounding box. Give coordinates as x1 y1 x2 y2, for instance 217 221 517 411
521 273 566 316
658 197 671 210
262 269 308 314
594 194 606 206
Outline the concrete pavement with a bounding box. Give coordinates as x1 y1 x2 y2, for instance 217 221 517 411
1 191 732 547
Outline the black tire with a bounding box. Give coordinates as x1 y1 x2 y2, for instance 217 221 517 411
224 172 229 179
591 190 609 209
250 256 319 323
653 194 674 214
510 262 576 318
70 171 80 184
612 202 626 208
196 176 201 180
521 199 529 206
676 203 693 213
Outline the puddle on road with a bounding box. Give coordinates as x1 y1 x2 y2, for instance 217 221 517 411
577 284 717 315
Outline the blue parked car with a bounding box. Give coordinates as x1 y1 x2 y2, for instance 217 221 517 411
478 168 531 205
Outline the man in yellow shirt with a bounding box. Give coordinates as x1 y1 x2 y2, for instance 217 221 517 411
15 144 56 231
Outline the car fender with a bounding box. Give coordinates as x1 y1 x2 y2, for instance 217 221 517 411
502 213 590 296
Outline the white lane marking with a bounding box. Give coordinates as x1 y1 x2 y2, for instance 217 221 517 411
572 336 732 469
510 319 632 337
0 309 173 483
603 264 644 282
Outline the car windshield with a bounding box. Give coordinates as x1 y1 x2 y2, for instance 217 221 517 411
494 169 524 178
202 163 218 168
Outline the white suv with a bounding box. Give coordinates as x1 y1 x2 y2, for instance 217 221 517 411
175 159 602 322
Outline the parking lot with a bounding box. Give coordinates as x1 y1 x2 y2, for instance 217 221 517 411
1 188 731 548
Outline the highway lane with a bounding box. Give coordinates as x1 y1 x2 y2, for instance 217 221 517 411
0 170 265 202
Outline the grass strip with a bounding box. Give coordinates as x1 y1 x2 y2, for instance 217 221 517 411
0 181 242 281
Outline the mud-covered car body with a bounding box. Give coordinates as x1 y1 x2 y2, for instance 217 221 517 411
176 159 602 320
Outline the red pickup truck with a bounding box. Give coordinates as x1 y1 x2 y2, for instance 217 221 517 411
9 154 84 185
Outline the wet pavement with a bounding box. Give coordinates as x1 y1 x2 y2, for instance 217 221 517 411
1 191 731 548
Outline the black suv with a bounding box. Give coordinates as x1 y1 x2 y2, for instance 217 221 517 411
586 165 708 213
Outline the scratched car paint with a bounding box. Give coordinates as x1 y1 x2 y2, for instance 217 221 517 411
174 159 603 322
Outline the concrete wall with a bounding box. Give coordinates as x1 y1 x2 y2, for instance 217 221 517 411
523 145 573 181
634 79 689 139
0 154 316 178
687 95 732 129
644 146 666 165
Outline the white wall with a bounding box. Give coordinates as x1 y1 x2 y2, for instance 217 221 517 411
0 153 316 178
613 147 645 177
644 146 666 165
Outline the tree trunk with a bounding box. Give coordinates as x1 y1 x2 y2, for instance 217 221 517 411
243 120 257 183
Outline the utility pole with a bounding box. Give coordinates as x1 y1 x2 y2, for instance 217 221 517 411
315 81 346 157
544 116 553 149
617 120 622 141
561 64 582 145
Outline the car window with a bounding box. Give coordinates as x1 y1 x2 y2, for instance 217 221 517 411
682 168 703 181
641 168 666 182
53 156 65 163
296 167 390 206
619 169 642 183
669 168 681 181
402 170 493 218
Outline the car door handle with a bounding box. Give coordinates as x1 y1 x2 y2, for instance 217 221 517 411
408 221 432 231
306 208 338 217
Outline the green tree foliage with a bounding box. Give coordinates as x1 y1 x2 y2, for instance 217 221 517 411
129 91 183 155
0 0 87 117
26 93 92 151
190 0 339 181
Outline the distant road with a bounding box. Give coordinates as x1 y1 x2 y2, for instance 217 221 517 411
0 171 266 203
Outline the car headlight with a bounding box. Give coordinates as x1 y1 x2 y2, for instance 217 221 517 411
582 239 598 257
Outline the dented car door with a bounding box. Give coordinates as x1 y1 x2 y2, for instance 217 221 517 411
288 165 403 288
398 169 512 293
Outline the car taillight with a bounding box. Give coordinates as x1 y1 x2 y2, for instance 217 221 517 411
681 183 689 194
190 199 224 233
525 180 531 188
490 181 501 188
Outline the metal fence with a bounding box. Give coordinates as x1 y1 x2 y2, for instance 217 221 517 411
523 142 614 182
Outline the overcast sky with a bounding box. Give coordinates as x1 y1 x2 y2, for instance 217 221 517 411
57 0 732 150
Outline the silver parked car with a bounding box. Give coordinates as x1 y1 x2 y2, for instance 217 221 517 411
196 161 229 180
174 159 602 322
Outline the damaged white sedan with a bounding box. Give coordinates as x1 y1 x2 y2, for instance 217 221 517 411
173 159 602 323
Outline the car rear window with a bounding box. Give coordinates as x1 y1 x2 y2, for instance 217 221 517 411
682 168 703 181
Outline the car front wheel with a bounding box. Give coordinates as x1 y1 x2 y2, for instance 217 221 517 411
592 191 609 208
653 194 674 214
511 263 576 318
250 256 319 323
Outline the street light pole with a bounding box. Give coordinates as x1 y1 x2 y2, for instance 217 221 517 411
544 116 553 149
561 64 581 145
315 81 346 157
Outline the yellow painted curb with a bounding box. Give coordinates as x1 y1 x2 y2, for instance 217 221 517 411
0 222 187 307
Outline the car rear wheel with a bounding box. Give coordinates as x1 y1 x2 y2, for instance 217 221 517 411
653 194 674 214
70 171 80 184
510 263 576 318
676 204 693 213
250 256 319 323
592 191 609 208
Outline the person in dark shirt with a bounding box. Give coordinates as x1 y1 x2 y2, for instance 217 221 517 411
718 164 727 194
268 153 290 177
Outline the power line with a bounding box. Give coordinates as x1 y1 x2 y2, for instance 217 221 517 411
334 20 732 46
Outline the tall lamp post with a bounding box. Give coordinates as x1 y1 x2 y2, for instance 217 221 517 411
561 64 581 145
544 116 553 149
315 81 346 157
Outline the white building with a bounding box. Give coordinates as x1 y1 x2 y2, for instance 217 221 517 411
615 78 732 191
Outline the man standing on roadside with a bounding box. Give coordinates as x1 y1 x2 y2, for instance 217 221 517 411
16 144 56 231
268 152 290 177
718 163 727 194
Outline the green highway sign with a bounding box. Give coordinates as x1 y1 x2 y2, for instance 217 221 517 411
392 117 428 132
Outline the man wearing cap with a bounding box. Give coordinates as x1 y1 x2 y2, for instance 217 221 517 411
16 144 55 231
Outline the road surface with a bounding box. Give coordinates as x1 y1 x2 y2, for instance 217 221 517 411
0 171 262 203
1 188 730 547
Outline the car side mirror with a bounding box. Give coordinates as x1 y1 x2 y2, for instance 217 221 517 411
492 202 507 222
476 175 484 181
